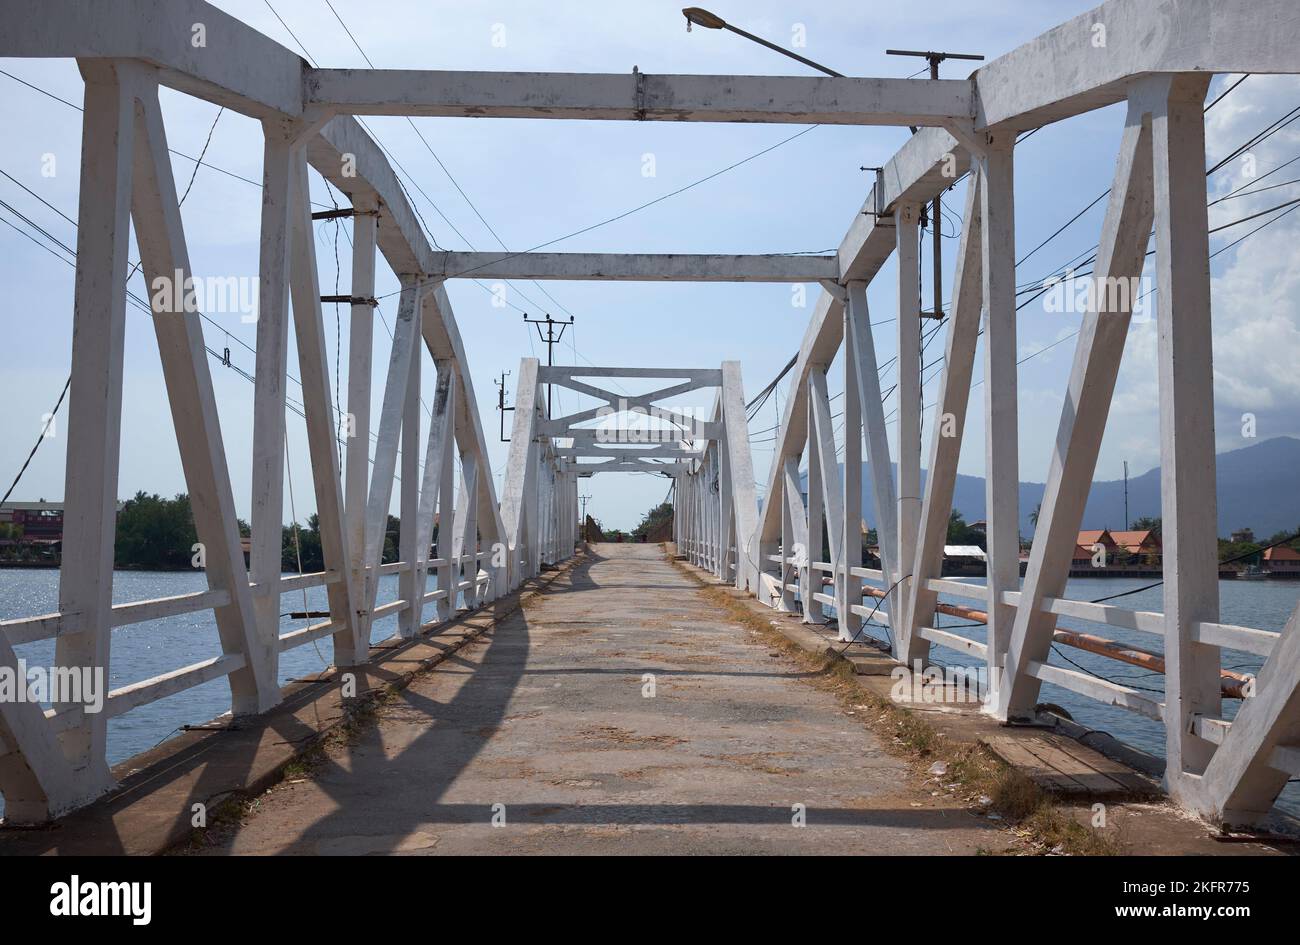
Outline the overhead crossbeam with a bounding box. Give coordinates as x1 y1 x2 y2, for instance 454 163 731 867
557 445 702 459
5 1 1296 137
307 70 972 126
433 252 839 283
578 460 688 475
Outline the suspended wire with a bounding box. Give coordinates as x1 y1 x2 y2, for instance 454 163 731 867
384 123 822 290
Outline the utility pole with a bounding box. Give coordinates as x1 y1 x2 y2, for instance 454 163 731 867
885 49 985 322
523 313 574 416
1123 460 1130 530
495 370 514 442
579 493 591 543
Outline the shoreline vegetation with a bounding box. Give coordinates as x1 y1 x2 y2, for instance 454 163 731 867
4 493 1296 576
0 491 424 572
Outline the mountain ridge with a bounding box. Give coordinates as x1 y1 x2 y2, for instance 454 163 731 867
797 435 1300 537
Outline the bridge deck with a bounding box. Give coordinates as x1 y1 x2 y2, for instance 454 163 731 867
197 544 1013 855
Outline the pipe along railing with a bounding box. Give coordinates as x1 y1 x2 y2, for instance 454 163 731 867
847 581 1252 700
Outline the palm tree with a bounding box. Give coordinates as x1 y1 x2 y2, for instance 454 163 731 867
1029 503 1041 528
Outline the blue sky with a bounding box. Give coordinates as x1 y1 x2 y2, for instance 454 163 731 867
1 0 1297 530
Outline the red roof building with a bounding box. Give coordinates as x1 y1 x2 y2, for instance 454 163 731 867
1264 545 1300 574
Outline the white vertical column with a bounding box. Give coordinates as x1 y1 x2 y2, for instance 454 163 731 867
781 456 808 615
500 359 539 588
980 135 1020 699
846 281 899 649
287 151 361 665
903 173 985 666
456 451 480 606
895 202 922 632
709 449 720 575
53 61 138 783
397 318 422 637
436 428 457 620
356 279 421 639
1153 75 1222 784
717 431 733 581
53 61 137 785
842 307 864 641
810 371 847 638
411 360 453 633
250 123 295 683
779 464 795 611
344 198 377 596
804 411 826 624
720 361 758 592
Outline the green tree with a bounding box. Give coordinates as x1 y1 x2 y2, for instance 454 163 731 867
114 491 199 569
1131 515 1161 536
1218 537 1262 565
632 502 673 540
1263 526 1300 553
947 509 986 550
282 513 324 572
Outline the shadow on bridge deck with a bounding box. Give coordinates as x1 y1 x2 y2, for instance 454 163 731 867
0 565 573 856
181 543 1012 855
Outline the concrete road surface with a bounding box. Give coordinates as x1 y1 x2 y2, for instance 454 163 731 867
201 543 1013 855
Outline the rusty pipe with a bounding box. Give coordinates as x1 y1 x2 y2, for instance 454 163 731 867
848 582 1249 699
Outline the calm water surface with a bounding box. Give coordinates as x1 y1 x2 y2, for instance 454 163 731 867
901 576 1300 819
1 569 1297 821
0 568 431 819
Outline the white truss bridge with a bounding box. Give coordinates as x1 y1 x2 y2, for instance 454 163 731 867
0 0 1297 831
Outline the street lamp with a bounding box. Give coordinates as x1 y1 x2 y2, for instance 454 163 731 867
681 7 843 78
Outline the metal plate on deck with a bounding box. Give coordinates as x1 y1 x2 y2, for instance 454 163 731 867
981 733 1159 798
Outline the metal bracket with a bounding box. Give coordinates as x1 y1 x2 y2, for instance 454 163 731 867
941 119 988 160
632 66 647 120
310 208 380 221
320 295 379 306
818 280 847 302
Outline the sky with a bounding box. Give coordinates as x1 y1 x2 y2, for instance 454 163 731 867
0 0 1297 531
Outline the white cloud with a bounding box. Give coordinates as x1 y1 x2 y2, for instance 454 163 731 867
1109 74 1300 467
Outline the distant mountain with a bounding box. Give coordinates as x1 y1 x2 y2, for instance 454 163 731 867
798 436 1300 538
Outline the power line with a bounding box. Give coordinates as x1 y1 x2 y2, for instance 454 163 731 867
393 124 822 289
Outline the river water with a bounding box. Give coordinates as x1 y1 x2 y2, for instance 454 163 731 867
913 575 1300 819
1 569 1298 821
0 568 421 817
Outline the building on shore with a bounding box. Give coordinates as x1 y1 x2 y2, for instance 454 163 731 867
1060 528 1163 577
0 500 64 564
1263 545 1300 578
